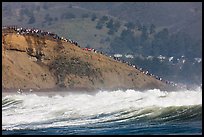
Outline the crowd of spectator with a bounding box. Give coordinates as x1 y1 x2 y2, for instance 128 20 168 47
3 25 178 88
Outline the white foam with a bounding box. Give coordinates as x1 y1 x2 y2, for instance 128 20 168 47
2 87 202 130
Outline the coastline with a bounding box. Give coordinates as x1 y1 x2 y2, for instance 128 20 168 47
2 84 181 97
2 87 99 97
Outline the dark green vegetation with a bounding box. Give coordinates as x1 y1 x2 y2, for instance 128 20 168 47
48 56 100 87
2 2 202 85
131 57 202 85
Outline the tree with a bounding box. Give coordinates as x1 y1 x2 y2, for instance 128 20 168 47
110 29 136 53
140 25 148 42
110 37 127 53
108 29 114 35
91 14 97 21
96 23 103 29
150 24 156 34
114 21 121 32
156 28 169 40
96 17 107 29
135 20 142 30
107 19 120 35
151 28 169 56
125 22 135 30
106 19 114 29
101 16 109 22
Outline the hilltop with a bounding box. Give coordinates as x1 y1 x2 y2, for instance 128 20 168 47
2 27 174 92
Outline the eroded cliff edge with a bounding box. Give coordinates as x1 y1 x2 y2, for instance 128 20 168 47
2 28 171 92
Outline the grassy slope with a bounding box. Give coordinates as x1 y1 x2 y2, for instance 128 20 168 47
2 3 126 52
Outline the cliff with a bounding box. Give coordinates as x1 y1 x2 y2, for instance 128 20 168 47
2 28 171 92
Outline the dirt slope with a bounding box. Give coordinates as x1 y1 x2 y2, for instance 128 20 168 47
2 29 170 91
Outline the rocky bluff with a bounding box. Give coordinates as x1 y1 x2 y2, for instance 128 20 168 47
2 27 170 92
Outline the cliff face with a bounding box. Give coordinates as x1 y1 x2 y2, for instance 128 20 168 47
2 30 169 91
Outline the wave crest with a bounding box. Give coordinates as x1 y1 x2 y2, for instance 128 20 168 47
2 88 202 130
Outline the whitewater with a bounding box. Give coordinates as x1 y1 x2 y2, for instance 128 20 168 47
2 87 202 135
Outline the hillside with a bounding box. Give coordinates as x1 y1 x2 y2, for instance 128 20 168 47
2 2 125 53
2 27 174 92
3 2 201 50
4 1 200 36
74 2 202 40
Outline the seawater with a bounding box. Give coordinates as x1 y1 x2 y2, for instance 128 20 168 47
2 87 202 135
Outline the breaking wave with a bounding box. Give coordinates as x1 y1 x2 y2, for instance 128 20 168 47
2 87 202 133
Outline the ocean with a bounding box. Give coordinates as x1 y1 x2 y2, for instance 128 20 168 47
2 87 202 135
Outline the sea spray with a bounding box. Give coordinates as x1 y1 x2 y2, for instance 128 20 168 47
2 88 202 134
